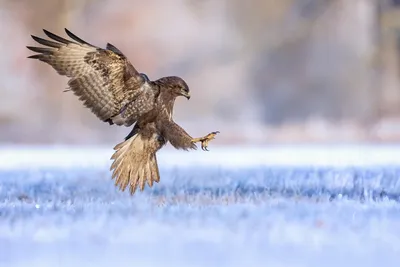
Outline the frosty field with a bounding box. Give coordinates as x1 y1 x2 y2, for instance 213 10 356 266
1 145 400 267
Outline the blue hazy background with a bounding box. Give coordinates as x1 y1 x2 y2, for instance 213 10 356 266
2 1 400 267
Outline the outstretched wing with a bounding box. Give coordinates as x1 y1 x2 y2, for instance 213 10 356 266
110 123 166 195
159 119 197 150
27 28 148 124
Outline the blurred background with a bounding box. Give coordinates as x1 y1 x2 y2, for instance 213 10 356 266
1 0 400 145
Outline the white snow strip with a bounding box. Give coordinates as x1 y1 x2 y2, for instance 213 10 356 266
1 144 400 170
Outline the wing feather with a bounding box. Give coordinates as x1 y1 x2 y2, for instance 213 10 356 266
30 35 61 48
43 29 75 45
106 43 125 56
27 29 153 124
26 46 53 54
64 28 93 46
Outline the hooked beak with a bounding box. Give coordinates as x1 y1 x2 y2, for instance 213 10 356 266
181 91 191 100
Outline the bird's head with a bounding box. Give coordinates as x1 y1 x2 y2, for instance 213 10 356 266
158 76 191 100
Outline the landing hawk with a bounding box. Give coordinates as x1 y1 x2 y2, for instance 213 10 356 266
27 28 219 195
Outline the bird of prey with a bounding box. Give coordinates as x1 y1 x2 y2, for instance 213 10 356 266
27 28 219 195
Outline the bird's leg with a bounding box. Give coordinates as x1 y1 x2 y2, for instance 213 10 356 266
191 131 219 151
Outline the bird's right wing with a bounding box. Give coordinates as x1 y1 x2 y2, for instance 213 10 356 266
27 29 151 124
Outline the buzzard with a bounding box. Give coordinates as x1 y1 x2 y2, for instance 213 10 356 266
27 28 219 195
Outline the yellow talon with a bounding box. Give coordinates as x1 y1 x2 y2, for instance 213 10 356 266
192 131 219 151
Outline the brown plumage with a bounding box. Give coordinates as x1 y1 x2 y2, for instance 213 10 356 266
27 28 219 195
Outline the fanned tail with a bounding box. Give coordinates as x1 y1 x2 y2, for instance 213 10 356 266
110 132 162 195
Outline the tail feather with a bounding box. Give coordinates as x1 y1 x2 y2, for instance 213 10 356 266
151 155 160 183
110 132 162 195
129 168 139 195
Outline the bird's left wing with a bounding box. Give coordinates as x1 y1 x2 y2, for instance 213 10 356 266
159 118 219 151
159 120 197 150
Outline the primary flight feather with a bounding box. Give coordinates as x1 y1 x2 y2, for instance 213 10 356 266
27 28 219 195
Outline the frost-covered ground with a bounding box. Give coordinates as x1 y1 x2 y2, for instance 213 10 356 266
1 145 400 267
